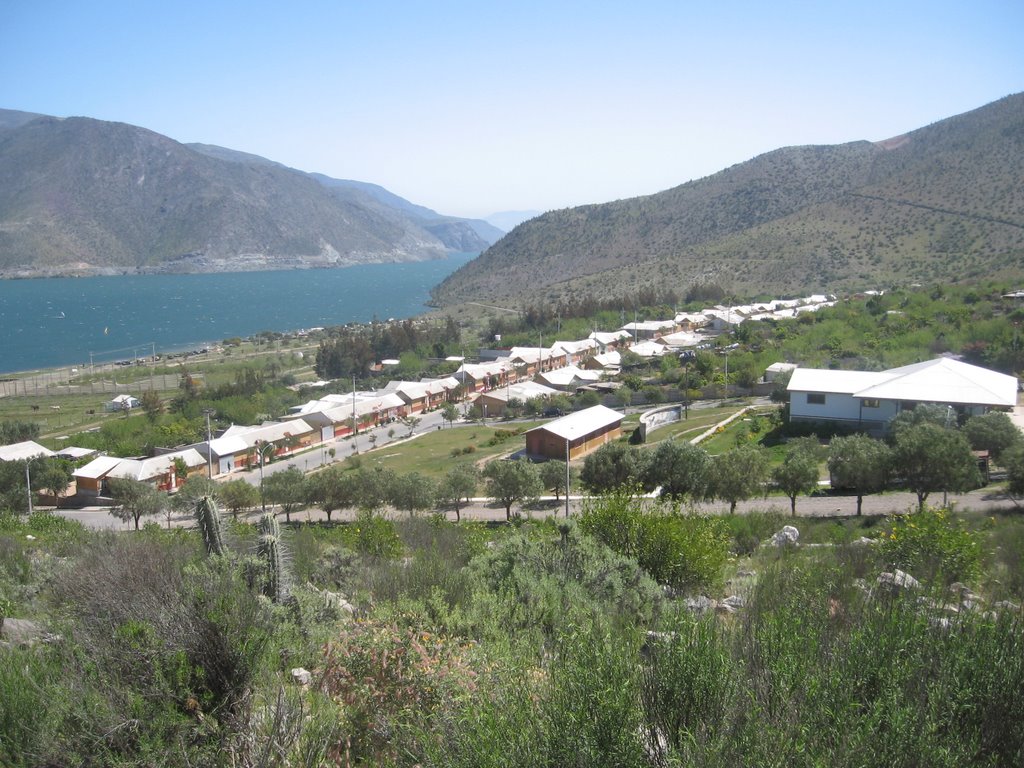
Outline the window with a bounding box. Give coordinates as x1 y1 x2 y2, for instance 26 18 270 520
807 393 826 405
862 399 880 409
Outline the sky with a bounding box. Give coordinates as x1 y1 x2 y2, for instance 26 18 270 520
2 1 1022 220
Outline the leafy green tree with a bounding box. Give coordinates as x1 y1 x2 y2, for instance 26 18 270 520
484 459 543 520
0 419 41 444
827 434 891 516
892 423 981 511
171 475 219 515
390 472 437 517
1005 444 1024 505
963 411 1023 464
108 477 167 530
306 466 355 522
889 404 953 438
643 440 709 501
219 478 260 520
353 466 397 512
706 444 769 514
580 442 648 494
139 389 163 423
540 460 576 502
438 464 479 521
441 402 459 428
261 466 307 523
773 443 821 516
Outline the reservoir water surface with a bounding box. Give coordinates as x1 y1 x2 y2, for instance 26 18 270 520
0 253 477 374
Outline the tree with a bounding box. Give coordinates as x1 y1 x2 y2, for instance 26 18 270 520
773 443 821 516
706 444 769 514
540 460 575 502
32 457 73 502
108 477 167 530
438 464 479 521
827 434 891 516
441 402 459 428
963 411 1023 464
305 466 355 522
580 442 648 494
353 467 397 512
615 386 634 413
219 478 260 520
0 419 41 444
1005 444 1024 506
139 389 163 423
891 423 981 511
171 475 220 514
390 472 437 517
643 440 709 501
261 466 307 523
402 416 421 437
483 459 543 521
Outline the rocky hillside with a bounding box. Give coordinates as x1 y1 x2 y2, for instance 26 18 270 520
432 93 1024 305
0 113 495 277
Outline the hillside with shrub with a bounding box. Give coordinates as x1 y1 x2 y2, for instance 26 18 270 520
433 93 1024 306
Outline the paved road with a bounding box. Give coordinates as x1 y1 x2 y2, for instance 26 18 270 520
57 483 1021 531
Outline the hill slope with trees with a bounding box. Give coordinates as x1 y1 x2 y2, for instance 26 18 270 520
433 93 1024 305
0 113 493 277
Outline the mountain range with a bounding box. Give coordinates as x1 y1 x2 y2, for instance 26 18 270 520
0 109 502 278
432 93 1024 307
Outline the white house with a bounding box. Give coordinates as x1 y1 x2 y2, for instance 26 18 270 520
0 440 55 462
787 358 1019 432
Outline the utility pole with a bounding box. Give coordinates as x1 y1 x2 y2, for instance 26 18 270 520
203 409 215 478
565 439 571 518
25 461 33 515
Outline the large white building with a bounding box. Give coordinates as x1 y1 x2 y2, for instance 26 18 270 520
787 358 1019 432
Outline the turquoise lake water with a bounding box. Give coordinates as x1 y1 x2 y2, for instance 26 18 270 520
0 253 477 374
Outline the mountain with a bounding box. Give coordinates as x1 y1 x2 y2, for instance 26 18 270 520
432 94 1024 307
0 112 489 277
484 210 543 232
184 143 501 250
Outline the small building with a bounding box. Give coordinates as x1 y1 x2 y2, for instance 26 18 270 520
525 405 624 461
105 394 141 412
763 362 798 383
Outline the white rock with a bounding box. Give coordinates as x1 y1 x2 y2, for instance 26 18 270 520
291 667 312 686
768 525 800 547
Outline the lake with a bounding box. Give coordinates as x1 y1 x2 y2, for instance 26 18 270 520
0 253 477 374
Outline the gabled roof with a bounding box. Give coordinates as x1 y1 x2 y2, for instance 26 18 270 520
536 366 602 387
73 455 122 480
788 358 1018 407
479 381 560 404
0 440 55 461
527 405 623 441
855 358 1018 407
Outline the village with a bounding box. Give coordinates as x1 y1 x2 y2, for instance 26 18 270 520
3 289 1022 520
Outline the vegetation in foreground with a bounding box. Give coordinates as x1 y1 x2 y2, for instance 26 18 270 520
2 496 1023 767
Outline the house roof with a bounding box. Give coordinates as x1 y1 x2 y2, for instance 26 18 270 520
479 381 560 404
0 440 55 461
527 405 623 441
536 366 602 387
788 358 1018 407
56 446 99 460
73 455 123 480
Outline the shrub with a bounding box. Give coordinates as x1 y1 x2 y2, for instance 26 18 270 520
879 506 983 584
340 511 403 560
579 492 730 593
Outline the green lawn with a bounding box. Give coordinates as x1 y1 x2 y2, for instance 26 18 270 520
350 421 547 479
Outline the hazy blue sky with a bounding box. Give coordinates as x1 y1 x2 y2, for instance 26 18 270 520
2 1 1021 219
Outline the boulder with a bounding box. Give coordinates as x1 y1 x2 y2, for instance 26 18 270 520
684 595 718 615
876 569 921 594
0 618 47 647
768 525 800 547
291 667 312 686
